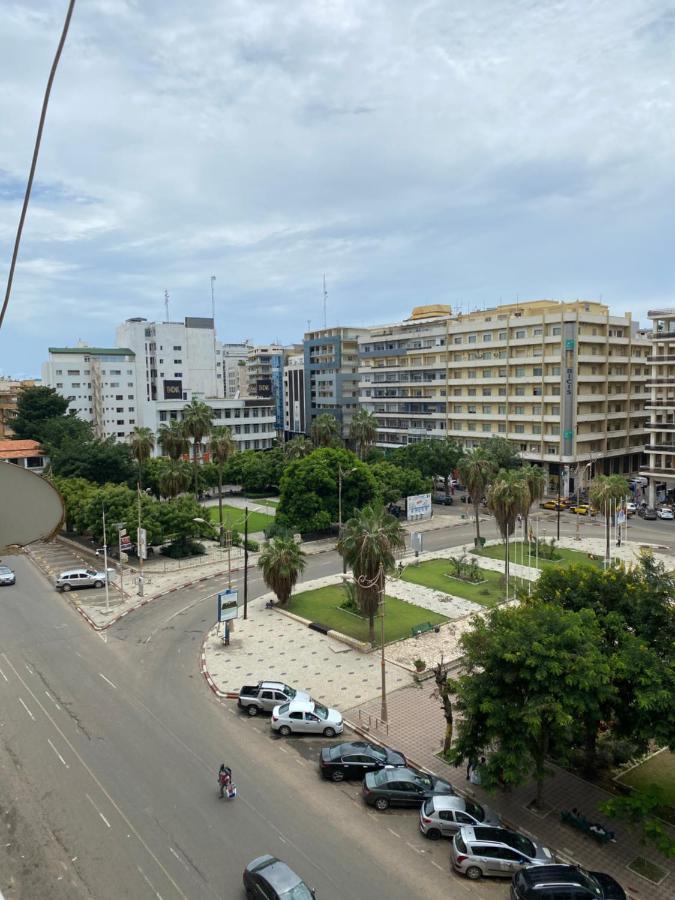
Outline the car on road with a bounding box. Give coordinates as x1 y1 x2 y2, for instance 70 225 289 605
55 568 109 591
0 565 16 586
243 855 315 899
419 795 501 839
624 502 637 517
238 681 310 716
362 765 454 811
452 826 554 880
319 740 406 781
657 506 674 520
567 504 597 516
638 506 657 520
271 700 343 737
540 500 567 511
432 493 454 506
511 864 626 899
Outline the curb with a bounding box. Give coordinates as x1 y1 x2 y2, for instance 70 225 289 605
199 631 238 700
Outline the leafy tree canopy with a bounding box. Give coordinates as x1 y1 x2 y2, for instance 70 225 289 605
481 436 522 469
12 386 70 440
49 436 135 485
369 460 430 505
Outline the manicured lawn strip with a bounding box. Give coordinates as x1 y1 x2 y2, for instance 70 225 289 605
399 559 506 608
472 542 602 570
207 504 274 533
287 584 448 646
263 498 279 507
618 750 675 823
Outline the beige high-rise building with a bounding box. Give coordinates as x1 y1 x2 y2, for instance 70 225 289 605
641 309 675 507
359 300 649 493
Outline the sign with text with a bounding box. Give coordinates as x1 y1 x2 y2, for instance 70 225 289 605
217 588 239 622
163 379 182 400
406 493 432 521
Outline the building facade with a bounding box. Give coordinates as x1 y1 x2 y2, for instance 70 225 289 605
218 342 250 399
359 301 649 490
641 309 675 506
0 378 41 438
0 439 48 473
283 353 306 437
304 327 367 439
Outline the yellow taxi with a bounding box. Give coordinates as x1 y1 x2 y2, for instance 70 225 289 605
541 499 568 511
568 504 598 516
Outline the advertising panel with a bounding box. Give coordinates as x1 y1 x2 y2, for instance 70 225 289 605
217 588 239 622
256 377 272 398
163 379 183 400
406 493 432 521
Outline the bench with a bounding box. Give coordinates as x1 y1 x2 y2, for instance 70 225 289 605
560 810 615 844
411 622 439 638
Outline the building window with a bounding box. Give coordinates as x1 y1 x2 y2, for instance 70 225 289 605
483 404 492 414
468 334 477 344
498 404 506 414
515 330 525 339
551 326 561 336
498 387 507 396
514 405 525 415
453 336 462 344
483 333 492 343
468 388 477 397
515 386 525 396
482 388 492 396
498 423 506 432
514 424 525 433
482 424 491 432
515 367 525 377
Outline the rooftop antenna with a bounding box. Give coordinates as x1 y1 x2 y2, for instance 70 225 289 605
322 274 327 329
306 319 311 334
164 289 170 321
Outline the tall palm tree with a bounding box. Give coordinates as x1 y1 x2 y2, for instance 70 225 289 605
157 420 188 461
258 537 307 606
181 399 214 500
283 435 314 460
311 413 341 448
337 503 406 644
129 426 155 489
209 426 235 545
487 469 530 599
349 409 379 460
158 459 191 501
521 463 546 542
458 448 496 546
589 474 628 564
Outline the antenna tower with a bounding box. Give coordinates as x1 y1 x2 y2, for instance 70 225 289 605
164 290 170 321
322 274 327 329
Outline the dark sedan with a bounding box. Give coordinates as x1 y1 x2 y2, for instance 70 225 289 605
362 766 455 811
638 507 657 520
319 740 406 782
243 855 315 899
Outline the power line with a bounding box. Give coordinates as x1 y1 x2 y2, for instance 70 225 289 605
0 0 77 331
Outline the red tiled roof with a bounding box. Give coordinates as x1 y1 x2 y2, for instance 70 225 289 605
0 439 44 460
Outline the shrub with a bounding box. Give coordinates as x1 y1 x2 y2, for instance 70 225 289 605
161 538 206 559
338 581 361 614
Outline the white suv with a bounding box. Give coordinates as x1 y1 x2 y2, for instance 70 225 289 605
56 568 108 591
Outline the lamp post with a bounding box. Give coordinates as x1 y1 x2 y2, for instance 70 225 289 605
101 505 110 613
556 470 562 541
243 505 249 620
338 465 357 574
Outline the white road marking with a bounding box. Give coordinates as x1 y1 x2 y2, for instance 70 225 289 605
44 690 61 710
0 667 7 682
406 841 423 853
169 847 189 871
277 746 288 754
387 827 400 838
431 861 444 871
24 664 34 675
86 793 111 829
97 631 108 644
18 698 35 721
137 866 164 899
47 738 69 768
98 673 117 690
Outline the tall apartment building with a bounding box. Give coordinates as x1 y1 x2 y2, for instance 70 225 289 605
283 353 306 437
359 301 649 492
304 327 368 439
641 309 675 506
219 341 249 399
0 378 41 438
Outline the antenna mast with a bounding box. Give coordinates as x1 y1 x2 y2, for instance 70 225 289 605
164 289 170 321
322 274 327 329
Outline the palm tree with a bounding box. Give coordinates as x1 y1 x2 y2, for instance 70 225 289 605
157 420 188 461
589 474 628 565
158 460 191 501
283 435 314 460
458 448 496 547
521 464 546 542
487 470 530 599
337 503 406 644
129 426 155 489
258 537 306 606
209 426 235 545
181 399 214 500
311 413 341 448
349 409 379 460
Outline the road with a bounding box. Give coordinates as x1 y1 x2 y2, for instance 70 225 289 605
1 508 670 899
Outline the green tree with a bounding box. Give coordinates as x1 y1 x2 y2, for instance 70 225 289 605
392 438 462 500
223 448 284 494
486 469 530 595
451 603 612 808
458 448 496 546
368 460 430 506
11 385 69 440
158 460 192 501
283 435 313 460
601 787 675 859
157 420 188 461
337 503 406 643
349 409 379 460
181 399 214 499
310 413 341 448
482 436 522 470
129 426 155 490
209 426 235 544
49 437 135 485
38 415 92 451
277 448 377 534
521 464 546 540
589 474 629 563
258 536 307 606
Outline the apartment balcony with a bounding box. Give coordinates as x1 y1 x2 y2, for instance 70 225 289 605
645 443 675 453
645 400 675 409
576 374 606 382
576 413 606 423
647 422 675 432
646 354 675 364
577 393 607 402
645 331 675 341
646 377 675 388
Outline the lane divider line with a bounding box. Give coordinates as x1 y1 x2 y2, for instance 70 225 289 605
86 793 111 829
98 673 117 690
47 738 69 768
18 698 36 721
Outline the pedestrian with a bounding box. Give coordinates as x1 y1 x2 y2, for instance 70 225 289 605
218 764 231 798
469 756 486 785
466 755 477 781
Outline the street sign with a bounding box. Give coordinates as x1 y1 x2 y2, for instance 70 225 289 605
217 588 239 622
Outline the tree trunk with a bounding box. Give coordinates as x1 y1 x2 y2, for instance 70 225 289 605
218 468 224 547
473 500 481 543
444 474 451 501
605 508 610 564
433 660 454 754
193 442 199 501
504 524 510 599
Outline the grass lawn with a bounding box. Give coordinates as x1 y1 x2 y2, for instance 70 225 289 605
618 750 675 823
287 584 448 646
472 541 602 570
207 504 274 534
399 559 506 608
263 498 279 507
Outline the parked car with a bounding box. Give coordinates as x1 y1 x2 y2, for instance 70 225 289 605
540 500 567 511
55 568 109 591
624 502 637 517
432 493 454 506
238 681 309 716
319 740 406 782
638 507 657 520
271 700 343 737
511 864 626 899
243 855 315 899
452 826 554 880
567 504 598 517
419 796 501 839
0 565 16 586
657 507 674 520
362 766 454 811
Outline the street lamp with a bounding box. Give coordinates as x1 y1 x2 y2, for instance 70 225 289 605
338 465 357 574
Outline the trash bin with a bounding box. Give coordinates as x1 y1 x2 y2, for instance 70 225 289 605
474 537 486 548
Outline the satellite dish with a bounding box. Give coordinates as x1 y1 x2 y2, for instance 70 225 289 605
0 463 64 553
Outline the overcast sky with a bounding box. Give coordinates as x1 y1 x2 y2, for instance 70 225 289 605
1 0 674 377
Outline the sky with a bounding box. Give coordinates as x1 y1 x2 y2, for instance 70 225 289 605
1 0 674 378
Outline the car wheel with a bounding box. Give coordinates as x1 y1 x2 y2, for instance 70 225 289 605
246 705 259 717
278 725 292 737
465 866 482 881
426 828 442 841
374 797 389 811
94 580 104 588
323 727 336 738
331 770 345 783
62 584 71 592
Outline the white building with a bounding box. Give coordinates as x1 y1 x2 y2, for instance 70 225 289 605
219 341 250 399
283 353 306 436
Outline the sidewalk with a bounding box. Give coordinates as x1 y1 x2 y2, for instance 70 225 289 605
344 686 673 900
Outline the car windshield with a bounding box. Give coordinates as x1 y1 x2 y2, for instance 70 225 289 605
0 567 11 575
412 772 433 789
465 800 485 821
280 883 314 900
505 832 536 856
578 871 603 895
313 703 329 720
285 686 297 699
278 703 290 715
369 746 386 762
86 570 97 576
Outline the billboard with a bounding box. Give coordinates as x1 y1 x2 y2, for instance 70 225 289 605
406 493 432 521
163 379 182 400
256 377 272 399
217 588 239 622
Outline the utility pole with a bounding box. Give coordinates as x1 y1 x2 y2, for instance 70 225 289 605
102 505 110 613
556 471 561 541
243 506 249 620
137 484 144 596
211 275 218 397
379 568 387 724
